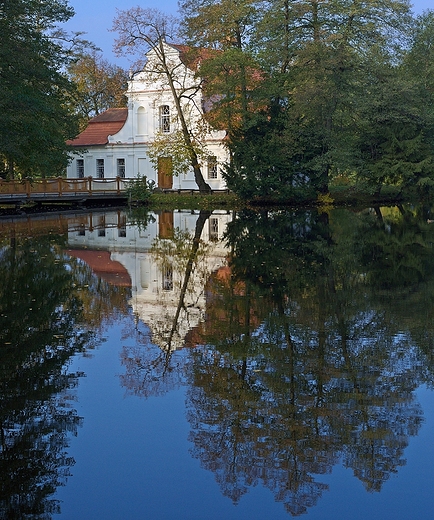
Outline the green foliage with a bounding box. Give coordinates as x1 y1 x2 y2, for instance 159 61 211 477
181 0 434 201
126 175 156 203
224 106 317 201
0 0 81 178
147 130 205 177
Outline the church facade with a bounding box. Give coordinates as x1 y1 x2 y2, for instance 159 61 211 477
66 43 228 190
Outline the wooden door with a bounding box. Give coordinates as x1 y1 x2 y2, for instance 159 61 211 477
158 211 174 239
157 157 173 189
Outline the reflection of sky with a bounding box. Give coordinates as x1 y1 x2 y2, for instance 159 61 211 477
55 318 295 520
54 316 434 519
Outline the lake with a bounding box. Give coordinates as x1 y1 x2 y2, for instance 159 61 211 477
1 204 434 519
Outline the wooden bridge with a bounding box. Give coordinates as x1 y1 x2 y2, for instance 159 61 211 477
0 177 130 205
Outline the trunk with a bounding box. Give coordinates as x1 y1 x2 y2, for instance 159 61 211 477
159 41 212 193
166 210 212 348
7 158 14 180
193 163 212 193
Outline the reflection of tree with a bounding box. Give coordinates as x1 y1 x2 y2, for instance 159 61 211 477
119 316 186 398
0 233 119 518
150 210 212 351
67 254 131 330
184 207 431 515
355 205 434 289
186 344 335 515
119 211 213 398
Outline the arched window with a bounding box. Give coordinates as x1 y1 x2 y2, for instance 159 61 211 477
159 105 170 133
137 106 146 134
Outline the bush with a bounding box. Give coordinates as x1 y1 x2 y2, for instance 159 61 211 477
126 175 156 203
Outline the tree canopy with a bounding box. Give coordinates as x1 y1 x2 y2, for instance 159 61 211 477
3 0 434 196
179 0 434 201
0 0 84 177
67 51 128 130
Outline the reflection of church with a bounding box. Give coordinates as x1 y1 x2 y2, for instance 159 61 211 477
67 210 232 350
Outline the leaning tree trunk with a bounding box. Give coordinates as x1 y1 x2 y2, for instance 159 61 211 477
163 56 212 194
166 210 212 349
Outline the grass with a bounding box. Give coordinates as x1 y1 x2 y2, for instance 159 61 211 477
147 191 242 211
141 185 414 213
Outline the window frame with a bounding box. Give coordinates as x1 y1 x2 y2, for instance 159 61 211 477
209 217 219 241
207 156 218 179
159 105 170 133
96 158 104 179
117 158 126 178
76 158 85 178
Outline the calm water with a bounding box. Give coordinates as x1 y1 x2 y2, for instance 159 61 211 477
1 205 434 519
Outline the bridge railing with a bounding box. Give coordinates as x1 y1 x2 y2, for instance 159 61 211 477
0 177 132 199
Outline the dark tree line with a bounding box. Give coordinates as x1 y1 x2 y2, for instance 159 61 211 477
0 0 128 179
3 0 434 198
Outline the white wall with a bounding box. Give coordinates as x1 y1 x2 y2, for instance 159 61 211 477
67 43 228 190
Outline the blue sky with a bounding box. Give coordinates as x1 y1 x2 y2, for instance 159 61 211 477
64 0 433 68
64 0 178 66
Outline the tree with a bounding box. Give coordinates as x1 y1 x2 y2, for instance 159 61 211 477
67 51 128 130
180 0 259 133
257 0 414 195
354 55 434 196
111 8 212 193
0 0 82 178
180 0 420 199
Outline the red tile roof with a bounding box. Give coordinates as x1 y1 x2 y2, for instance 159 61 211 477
67 249 132 286
67 108 128 147
169 44 220 71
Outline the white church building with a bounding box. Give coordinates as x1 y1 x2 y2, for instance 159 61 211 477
66 42 228 190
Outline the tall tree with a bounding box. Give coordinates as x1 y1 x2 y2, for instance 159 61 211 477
0 0 81 178
179 0 261 139
257 0 414 194
180 0 418 199
112 8 212 193
67 51 128 130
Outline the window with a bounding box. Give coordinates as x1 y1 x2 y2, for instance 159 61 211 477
159 105 170 133
118 214 127 237
207 156 218 179
209 217 219 241
98 215 106 237
96 159 104 179
76 159 84 178
162 265 173 291
117 158 125 178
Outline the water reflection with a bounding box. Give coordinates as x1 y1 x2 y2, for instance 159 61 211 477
0 225 130 518
183 207 431 514
1 205 434 517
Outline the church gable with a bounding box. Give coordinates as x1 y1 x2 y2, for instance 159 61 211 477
66 44 228 190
